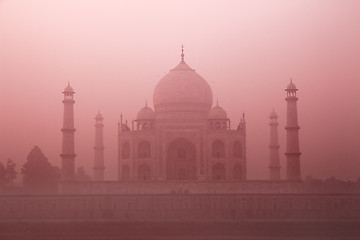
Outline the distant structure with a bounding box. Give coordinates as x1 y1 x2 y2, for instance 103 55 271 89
60 83 76 181
118 47 247 181
269 109 281 180
59 49 302 183
93 111 105 181
285 79 301 181
15 48 360 226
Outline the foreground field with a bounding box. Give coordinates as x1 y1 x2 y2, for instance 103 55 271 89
1 220 360 240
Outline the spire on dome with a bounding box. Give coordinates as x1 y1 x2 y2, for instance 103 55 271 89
181 44 184 62
95 110 103 120
269 108 278 120
286 78 297 91
63 82 75 94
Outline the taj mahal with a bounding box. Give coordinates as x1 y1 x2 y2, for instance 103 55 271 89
60 47 301 185
1 48 360 228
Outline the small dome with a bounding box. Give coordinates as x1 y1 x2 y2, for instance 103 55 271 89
208 105 227 119
269 109 278 119
286 79 297 90
95 112 103 119
64 83 74 93
137 106 155 120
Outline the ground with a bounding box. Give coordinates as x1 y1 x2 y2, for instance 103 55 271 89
1 220 360 240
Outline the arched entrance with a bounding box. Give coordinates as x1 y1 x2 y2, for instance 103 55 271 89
212 140 225 158
233 141 242 158
233 164 243 180
138 164 151 180
138 141 151 158
212 163 225 180
166 138 197 180
122 142 130 159
121 164 130 181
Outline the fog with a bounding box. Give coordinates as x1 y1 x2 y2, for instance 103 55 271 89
1 0 360 181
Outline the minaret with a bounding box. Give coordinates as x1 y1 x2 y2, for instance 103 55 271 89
60 83 76 181
237 113 247 180
269 109 281 180
285 79 301 181
93 111 105 181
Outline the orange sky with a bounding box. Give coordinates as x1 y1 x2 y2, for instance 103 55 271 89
1 0 360 180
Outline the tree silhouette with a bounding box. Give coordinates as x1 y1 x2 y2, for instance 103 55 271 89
22 146 60 192
0 162 5 184
5 158 16 184
0 159 17 185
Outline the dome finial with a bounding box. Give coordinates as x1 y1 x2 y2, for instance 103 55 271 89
181 44 184 62
270 108 278 120
216 99 218 107
145 100 147 107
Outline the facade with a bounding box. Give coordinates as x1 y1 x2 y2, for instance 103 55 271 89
118 53 246 181
58 49 301 183
5 50 360 228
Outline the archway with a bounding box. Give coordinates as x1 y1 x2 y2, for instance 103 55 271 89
233 164 243 180
138 164 151 180
212 163 225 180
121 164 130 180
212 140 225 158
166 138 197 180
233 141 242 158
122 142 130 159
138 141 151 158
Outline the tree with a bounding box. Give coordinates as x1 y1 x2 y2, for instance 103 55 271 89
0 162 5 184
0 159 17 185
22 146 60 192
5 158 17 184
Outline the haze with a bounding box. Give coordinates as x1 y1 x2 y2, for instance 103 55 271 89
0 0 359 181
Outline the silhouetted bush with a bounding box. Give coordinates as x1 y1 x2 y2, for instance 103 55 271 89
22 146 60 193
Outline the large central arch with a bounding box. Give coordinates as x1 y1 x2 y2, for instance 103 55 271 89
166 138 197 180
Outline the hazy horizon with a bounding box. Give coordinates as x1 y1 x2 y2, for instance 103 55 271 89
1 0 360 181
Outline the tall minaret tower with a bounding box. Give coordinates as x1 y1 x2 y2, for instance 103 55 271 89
269 109 281 180
93 111 105 181
60 83 76 181
285 79 301 181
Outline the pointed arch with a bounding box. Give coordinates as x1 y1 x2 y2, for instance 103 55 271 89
166 138 196 180
138 141 151 158
212 163 225 180
122 142 130 159
233 164 243 180
233 141 242 158
121 164 130 181
138 164 151 180
212 140 225 158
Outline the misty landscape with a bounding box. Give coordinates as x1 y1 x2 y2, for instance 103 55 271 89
1 0 360 239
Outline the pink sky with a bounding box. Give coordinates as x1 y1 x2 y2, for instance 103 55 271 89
1 0 360 180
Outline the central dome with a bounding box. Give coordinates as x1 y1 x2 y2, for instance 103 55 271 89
153 60 213 120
